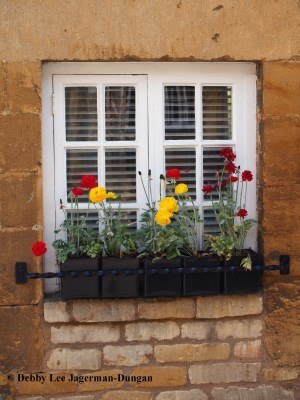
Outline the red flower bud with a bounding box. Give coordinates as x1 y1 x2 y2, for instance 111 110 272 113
80 175 97 189
237 208 248 218
229 176 238 183
242 170 253 182
32 241 47 256
225 162 236 175
220 147 236 161
71 187 84 196
166 168 181 180
202 184 213 194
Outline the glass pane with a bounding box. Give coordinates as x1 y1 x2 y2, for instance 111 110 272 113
203 208 220 236
66 149 98 203
67 211 99 231
119 210 137 232
65 87 98 141
203 147 228 200
165 148 196 200
105 86 136 141
202 86 232 140
105 149 136 202
165 86 195 140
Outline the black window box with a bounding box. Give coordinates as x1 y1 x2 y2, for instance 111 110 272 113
60 257 100 300
144 258 182 297
102 257 142 298
183 254 221 295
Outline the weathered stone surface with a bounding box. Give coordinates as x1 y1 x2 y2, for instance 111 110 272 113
46 348 101 370
6 61 41 113
130 367 186 388
77 370 124 392
72 299 136 322
101 391 152 400
181 322 212 340
51 323 120 343
44 301 70 323
0 114 41 171
189 363 261 384
137 299 195 320
0 61 5 112
16 397 45 400
0 305 43 373
154 343 230 363
211 385 295 400
264 280 300 366
264 62 300 116
125 322 180 341
215 320 262 340
234 340 261 358
50 397 94 400
103 345 152 366
156 389 208 400
263 368 298 381
196 295 263 319
0 229 43 306
16 373 77 395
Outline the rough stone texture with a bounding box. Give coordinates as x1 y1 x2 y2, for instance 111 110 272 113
125 322 180 342
101 391 152 400
137 299 195 320
0 60 5 112
76 370 124 392
263 368 298 381
16 397 45 400
72 299 136 322
130 367 186 388
216 320 262 340
189 363 261 384
264 281 300 367
46 348 101 370
0 113 41 171
181 322 212 340
16 373 77 395
196 295 263 319
233 340 261 358
154 343 230 363
44 301 70 323
103 345 152 366
51 323 120 343
0 305 43 373
211 385 295 400
50 397 94 400
156 389 208 400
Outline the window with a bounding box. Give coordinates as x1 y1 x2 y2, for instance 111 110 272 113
43 63 257 293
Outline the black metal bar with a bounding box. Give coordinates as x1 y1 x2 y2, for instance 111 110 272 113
279 255 290 275
15 262 28 284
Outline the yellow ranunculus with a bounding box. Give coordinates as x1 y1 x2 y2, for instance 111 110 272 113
106 191 117 199
175 183 188 195
89 186 107 203
155 209 173 226
158 197 179 213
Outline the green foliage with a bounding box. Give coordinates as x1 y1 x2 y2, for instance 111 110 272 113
204 233 235 260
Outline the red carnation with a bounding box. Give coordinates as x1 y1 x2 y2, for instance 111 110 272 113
241 170 253 182
237 208 248 218
220 147 236 161
225 163 236 175
32 241 47 256
202 185 213 194
166 169 181 180
229 176 238 183
71 187 84 196
80 175 97 189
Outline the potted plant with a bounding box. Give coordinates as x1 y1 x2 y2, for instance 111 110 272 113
52 175 102 300
204 148 261 294
136 171 184 297
89 187 141 298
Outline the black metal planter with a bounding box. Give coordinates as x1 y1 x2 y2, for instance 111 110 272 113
224 250 262 294
102 257 141 298
144 258 182 297
183 254 221 295
60 257 100 300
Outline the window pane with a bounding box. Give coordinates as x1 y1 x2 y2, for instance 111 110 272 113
165 148 196 200
203 208 220 235
203 147 228 200
165 86 195 140
65 87 98 141
202 86 232 140
66 149 98 202
67 211 99 231
105 149 136 202
119 210 137 232
105 86 136 141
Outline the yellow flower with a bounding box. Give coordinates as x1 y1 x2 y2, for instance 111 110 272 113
89 186 107 203
175 183 188 195
106 191 117 199
155 209 173 226
158 197 179 213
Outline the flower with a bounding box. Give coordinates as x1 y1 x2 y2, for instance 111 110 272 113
229 176 238 183
106 191 117 199
89 186 107 203
159 197 179 213
175 183 188 195
242 170 253 182
237 208 248 218
71 187 84 196
80 175 97 189
32 241 47 256
202 185 213 194
166 168 181 180
220 147 236 161
225 162 236 175
214 179 227 189
155 209 173 226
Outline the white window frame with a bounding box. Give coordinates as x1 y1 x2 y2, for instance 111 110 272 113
42 62 257 293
